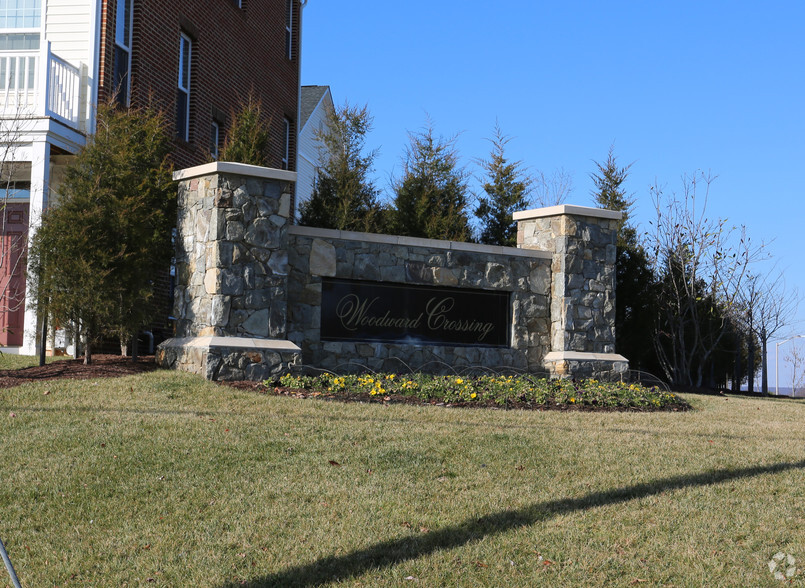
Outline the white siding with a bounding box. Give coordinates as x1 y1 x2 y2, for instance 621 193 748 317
45 0 91 67
296 90 333 216
45 0 94 130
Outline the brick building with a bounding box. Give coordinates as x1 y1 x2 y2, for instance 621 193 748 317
0 0 303 353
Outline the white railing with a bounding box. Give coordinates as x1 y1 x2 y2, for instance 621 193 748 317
45 49 80 127
0 42 81 130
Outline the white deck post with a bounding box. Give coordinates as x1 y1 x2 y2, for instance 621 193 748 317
21 140 50 355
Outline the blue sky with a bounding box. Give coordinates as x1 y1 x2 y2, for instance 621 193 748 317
300 0 805 389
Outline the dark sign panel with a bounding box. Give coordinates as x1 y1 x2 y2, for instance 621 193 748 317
321 278 511 347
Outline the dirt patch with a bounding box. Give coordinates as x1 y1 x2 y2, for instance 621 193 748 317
0 355 159 389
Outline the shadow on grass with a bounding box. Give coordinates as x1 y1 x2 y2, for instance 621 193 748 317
226 459 805 587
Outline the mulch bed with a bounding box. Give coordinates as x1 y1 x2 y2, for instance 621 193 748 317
0 354 159 389
246 384 691 412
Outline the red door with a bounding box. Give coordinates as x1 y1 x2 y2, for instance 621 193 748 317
0 203 29 346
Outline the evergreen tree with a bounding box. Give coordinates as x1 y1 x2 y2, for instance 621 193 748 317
475 124 532 246
391 123 472 241
219 93 270 166
29 102 175 363
299 102 385 232
590 146 659 374
591 145 635 246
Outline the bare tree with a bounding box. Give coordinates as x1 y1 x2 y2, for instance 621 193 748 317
532 167 573 208
785 341 805 397
740 270 799 395
648 171 766 387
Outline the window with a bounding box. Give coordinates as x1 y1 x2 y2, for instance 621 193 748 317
0 33 39 50
112 0 132 106
282 117 291 170
0 0 41 29
285 0 293 59
0 55 36 91
210 120 219 159
176 33 192 141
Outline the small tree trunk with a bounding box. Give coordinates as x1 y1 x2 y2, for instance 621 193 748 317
38 310 48 367
84 333 92 365
49 319 56 356
761 331 768 396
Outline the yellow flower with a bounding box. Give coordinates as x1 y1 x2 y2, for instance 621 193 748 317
456 378 463 385
470 392 477 399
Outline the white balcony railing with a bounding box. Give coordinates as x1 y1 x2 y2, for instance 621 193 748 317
0 41 82 130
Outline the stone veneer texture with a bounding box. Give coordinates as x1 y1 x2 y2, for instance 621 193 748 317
517 211 618 354
286 228 552 374
172 171 292 340
164 164 626 381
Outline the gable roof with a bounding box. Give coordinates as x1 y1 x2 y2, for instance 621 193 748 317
300 85 332 131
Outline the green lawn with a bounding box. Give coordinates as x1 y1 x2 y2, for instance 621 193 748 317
0 366 803 587
0 353 70 370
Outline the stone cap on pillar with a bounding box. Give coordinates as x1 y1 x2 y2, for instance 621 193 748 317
173 161 298 183
513 204 622 222
543 351 628 363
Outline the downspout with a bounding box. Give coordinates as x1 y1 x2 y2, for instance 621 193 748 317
142 330 154 355
294 0 308 224
88 0 102 134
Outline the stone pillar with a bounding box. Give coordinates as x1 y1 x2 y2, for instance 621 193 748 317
515 204 628 379
157 162 301 381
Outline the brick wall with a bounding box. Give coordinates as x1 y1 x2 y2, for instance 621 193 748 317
99 0 299 171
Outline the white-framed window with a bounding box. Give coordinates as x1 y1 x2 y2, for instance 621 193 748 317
0 0 41 29
0 32 38 92
113 0 133 106
210 119 220 159
0 33 39 50
285 0 293 59
176 32 192 141
0 0 42 89
282 117 290 170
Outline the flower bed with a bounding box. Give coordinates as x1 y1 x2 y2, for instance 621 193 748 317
270 373 690 412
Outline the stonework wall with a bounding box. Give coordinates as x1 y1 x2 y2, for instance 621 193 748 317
172 164 294 340
286 227 552 373
161 164 628 382
515 205 626 378
158 163 301 381
157 337 300 381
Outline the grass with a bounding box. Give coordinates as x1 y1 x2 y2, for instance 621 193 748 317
0 353 70 370
0 364 803 586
